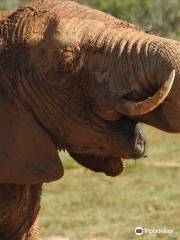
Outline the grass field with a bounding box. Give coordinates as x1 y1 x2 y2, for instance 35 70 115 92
40 125 180 240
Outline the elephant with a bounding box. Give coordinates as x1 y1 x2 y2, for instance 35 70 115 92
0 0 179 239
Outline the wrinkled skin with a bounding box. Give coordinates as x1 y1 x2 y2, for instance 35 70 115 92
0 184 41 240
0 0 179 239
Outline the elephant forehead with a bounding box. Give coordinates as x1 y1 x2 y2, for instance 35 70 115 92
53 18 107 46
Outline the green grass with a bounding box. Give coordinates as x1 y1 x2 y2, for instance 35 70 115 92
40 125 180 240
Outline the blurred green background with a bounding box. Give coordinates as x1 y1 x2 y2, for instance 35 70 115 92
1 1 180 239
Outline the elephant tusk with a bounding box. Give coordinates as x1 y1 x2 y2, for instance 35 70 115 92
116 70 175 116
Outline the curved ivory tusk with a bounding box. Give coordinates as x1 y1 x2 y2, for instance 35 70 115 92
116 70 175 116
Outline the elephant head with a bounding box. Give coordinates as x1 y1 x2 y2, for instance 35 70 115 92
0 0 179 184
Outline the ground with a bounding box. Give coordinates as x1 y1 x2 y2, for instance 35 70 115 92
42 237 69 240
40 125 180 240
43 237 111 240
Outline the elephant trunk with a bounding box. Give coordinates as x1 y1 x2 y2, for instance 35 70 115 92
115 36 178 116
134 38 180 132
88 30 179 122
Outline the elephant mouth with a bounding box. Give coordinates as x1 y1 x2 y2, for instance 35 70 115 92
70 152 124 176
69 119 145 176
108 118 146 159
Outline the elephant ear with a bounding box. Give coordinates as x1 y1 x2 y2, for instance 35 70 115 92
0 90 63 185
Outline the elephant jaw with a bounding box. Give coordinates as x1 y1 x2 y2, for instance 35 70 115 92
69 152 124 176
68 120 145 176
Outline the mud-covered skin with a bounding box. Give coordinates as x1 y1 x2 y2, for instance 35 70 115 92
0 0 146 179
0 3 144 239
0 184 41 240
0 0 179 239
0 1 144 159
